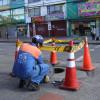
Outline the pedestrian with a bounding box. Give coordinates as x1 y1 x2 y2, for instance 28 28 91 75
95 27 100 41
6 32 8 39
79 24 85 36
51 25 56 38
91 26 96 40
11 35 50 91
0 31 1 38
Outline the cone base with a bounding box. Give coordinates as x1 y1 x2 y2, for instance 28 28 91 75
59 83 80 91
51 61 60 66
81 66 95 71
51 62 58 65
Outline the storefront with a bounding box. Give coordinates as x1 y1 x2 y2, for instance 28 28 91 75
67 1 100 37
17 24 27 38
45 12 66 37
31 16 48 37
51 20 66 37
79 1 100 38
0 0 25 38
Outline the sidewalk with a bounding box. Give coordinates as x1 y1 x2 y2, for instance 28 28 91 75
0 36 100 44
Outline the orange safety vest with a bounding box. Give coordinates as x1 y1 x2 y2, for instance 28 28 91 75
20 43 41 59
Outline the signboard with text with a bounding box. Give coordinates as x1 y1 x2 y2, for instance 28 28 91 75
78 2 100 16
45 13 64 21
31 16 45 23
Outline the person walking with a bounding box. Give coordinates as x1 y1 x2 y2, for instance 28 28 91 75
51 25 56 38
91 26 96 40
96 27 100 41
6 32 8 39
12 35 50 91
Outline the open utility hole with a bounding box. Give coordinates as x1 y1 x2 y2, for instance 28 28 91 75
54 67 64 74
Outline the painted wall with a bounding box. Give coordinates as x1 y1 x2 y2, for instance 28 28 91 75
67 3 79 20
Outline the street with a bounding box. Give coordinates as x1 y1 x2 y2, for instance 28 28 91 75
0 42 100 100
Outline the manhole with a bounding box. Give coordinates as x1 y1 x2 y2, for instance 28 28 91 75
54 67 64 74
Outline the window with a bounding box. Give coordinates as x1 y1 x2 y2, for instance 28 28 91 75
28 7 40 17
34 8 40 16
0 12 3 24
3 0 10 5
12 8 25 21
0 0 2 6
2 10 10 17
28 0 41 3
0 0 10 6
47 4 63 14
0 10 11 23
13 8 24 15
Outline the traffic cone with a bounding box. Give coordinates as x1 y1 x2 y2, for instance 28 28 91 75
50 51 58 65
60 41 80 90
51 37 56 42
51 42 56 46
50 42 58 66
81 37 95 71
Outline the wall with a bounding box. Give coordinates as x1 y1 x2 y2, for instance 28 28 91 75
10 0 24 9
67 2 78 20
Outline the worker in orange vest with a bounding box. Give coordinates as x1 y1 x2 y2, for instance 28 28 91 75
12 35 49 91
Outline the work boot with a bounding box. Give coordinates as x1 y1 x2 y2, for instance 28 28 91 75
9 72 16 77
19 79 26 88
43 75 50 83
96 37 99 41
28 82 40 91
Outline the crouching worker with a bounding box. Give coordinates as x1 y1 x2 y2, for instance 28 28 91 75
12 35 49 91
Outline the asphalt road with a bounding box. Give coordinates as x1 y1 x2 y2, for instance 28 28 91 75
0 43 100 100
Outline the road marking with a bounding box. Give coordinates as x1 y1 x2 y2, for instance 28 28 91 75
95 45 100 49
76 45 100 62
90 49 94 51
76 56 83 62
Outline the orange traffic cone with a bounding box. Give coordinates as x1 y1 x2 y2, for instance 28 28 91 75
81 37 95 71
51 42 56 46
50 42 58 65
60 41 80 90
52 37 56 42
50 51 58 65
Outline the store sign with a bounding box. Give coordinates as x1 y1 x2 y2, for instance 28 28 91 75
31 16 45 23
48 22 51 30
78 2 100 16
45 13 64 21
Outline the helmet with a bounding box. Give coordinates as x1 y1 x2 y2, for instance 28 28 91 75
32 35 44 46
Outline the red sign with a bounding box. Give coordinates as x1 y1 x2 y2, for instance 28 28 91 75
31 16 44 23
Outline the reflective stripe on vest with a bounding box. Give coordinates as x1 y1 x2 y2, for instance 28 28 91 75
20 43 41 59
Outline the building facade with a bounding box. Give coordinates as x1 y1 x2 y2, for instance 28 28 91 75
66 0 100 38
25 0 66 38
0 0 26 38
